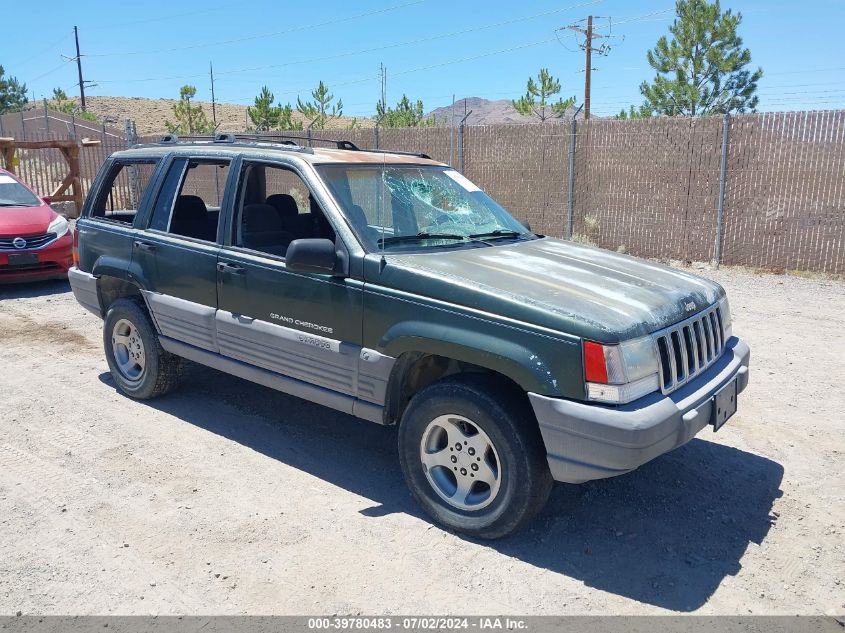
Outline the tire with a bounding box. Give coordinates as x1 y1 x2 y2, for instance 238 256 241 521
398 373 553 539
103 297 183 400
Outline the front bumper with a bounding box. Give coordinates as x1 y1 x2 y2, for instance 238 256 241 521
0 233 73 283
529 337 750 484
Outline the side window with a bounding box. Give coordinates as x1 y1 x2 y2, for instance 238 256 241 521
147 159 229 242
90 160 158 225
232 162 335 259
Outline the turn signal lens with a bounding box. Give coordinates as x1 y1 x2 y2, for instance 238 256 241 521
583 337 661 404
72 227 79 267
584 341 609 383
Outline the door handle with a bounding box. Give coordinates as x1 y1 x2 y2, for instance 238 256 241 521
217 262 245 275
133 240 156 251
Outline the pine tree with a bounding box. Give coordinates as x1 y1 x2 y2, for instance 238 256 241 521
639 0 762 116
376 94 435 128
615 104 653 120
278 103 302 131
166 85 214 135
49 87 97 121
248 86 281 132
512 68 576 122
0 65 28 114
296 81 343 130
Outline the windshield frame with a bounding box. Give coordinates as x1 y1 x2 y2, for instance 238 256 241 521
315 163 535 254
0 173 43 208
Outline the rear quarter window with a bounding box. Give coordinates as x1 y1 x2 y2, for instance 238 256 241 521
89 159 159 225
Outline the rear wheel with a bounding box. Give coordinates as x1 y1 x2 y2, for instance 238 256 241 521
398 374 553 539
103 298 183 399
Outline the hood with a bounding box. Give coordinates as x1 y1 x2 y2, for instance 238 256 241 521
378 237 724 343
0 204 56 236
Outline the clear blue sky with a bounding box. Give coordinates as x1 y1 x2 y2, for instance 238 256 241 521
5 0 845 118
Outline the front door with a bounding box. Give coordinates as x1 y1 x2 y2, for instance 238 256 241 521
215 159 364 411
133 156 233 352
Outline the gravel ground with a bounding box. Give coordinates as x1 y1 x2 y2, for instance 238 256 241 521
0 267 842 615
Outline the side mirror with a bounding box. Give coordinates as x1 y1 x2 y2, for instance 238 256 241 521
286 238 341 275
41 196 52 205
520 219 531 231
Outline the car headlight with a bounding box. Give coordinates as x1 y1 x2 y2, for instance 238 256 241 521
718 296 732 339
47 215 69 237
584 335 660 404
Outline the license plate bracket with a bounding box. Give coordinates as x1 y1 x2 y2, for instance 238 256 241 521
8 253 39 266
711 378 738 432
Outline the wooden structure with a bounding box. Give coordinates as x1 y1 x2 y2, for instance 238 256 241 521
0 137 101 218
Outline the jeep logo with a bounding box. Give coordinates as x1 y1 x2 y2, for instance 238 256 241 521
684 301 696 312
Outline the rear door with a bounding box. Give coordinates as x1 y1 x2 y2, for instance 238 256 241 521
76 157 161 275
215 159 365 412
133 156 234 352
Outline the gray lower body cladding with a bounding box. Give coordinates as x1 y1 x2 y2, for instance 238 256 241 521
138 293 395 424
529 337 750 484
158 335 385 422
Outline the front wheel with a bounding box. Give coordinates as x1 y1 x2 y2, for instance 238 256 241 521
103 298 183 400
398 374 553 539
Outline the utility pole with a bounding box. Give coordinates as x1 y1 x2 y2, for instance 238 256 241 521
74 26 86 111
379 63 387 109
564 16 612 120
584 15 592 119
209 61 217 128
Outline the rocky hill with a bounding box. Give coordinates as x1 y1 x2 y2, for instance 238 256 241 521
78 96 373 136
40 95 578 136
427 96 578 126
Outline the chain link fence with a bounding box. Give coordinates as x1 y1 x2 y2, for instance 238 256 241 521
2 107 843 274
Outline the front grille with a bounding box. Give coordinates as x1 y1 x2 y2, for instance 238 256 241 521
654 304 725 394
0 233 58 251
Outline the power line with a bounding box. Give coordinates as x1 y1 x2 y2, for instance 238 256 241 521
599 8 674 26
222 36 560 105
84 0 428 57
83 4 229 31
27 60 73 83
6 34 72 71
390 37 558 78
209 0 600 80
91 1 602 86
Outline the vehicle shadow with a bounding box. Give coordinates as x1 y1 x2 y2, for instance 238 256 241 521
103 363 783 612
0 278 70 299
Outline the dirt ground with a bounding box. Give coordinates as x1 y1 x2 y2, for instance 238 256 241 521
0 267 842 615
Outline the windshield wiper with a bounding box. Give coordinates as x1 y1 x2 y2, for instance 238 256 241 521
378 232 467 246
468 229 529 240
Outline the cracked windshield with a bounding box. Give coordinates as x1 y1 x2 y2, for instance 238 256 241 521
318 165 533 251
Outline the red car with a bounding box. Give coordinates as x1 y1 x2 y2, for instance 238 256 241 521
0 168 73 283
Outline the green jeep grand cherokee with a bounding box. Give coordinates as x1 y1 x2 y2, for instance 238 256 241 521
69 134 750 538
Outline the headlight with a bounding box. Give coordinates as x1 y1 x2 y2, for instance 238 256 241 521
47 215 69 237
718 296 732 339
584 336 660 404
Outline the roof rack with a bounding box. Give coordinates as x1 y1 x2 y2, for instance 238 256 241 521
151 133 314 154
148 132 431 160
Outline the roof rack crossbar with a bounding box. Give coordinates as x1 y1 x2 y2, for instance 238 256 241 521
361 147 432 160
